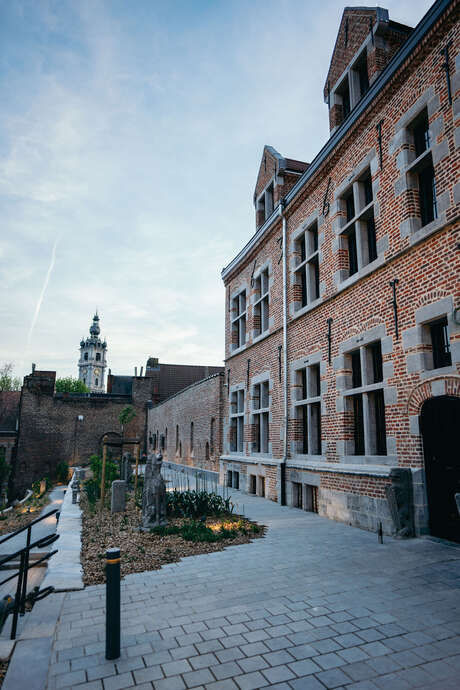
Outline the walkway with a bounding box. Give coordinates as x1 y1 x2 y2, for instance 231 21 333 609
47 491 460 689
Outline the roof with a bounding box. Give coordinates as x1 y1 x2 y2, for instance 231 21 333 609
158 364 224 402
222 0 450 281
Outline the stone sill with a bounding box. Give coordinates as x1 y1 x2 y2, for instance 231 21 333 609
220 454 280 467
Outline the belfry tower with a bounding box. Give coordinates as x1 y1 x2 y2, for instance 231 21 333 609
78 313 108 393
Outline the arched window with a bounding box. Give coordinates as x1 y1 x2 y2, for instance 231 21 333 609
190 422 194 453
210 418 215 456
205 442 210 462
84 352 88 361
179 441 182 457
176 425 179 452
157 430 159 450
152 433 157 449
165 428 168 449
96 352 101 361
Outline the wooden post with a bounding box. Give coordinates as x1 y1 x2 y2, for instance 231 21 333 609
100 436 108 514
134 442 140 495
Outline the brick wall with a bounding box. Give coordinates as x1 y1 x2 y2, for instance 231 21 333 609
12 370 152 495
148 373 224 473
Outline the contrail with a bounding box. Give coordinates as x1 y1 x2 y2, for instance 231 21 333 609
27 235 60 345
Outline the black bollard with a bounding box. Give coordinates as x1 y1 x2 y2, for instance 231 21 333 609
106 547 120 660
378 522 383 544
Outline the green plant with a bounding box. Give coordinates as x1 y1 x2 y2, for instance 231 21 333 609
84 479 100 505
166 490 234 519
119 406 136 435
55 377 89 393
56 462 69 483
89 454 119 487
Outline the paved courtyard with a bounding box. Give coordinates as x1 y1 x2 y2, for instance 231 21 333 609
46 491 460 690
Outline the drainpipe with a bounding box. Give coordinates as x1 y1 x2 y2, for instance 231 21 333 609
279 199 288 506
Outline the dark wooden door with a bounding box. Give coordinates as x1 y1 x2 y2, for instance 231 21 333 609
420 396 460 543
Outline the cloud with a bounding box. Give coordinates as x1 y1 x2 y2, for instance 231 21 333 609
0 0 434 380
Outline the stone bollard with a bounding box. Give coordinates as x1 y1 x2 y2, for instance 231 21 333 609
111 480 126 514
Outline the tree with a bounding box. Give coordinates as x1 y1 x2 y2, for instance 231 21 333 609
119 405 136 435
55 377 89 393
0 363 21 391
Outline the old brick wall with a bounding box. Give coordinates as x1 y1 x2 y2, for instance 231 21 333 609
13 371 151 495
222 1 460 535
148 373 224 473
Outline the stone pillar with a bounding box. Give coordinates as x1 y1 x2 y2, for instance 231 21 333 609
111 480 126 513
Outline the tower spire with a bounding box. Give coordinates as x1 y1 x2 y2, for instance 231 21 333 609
78 312 108 393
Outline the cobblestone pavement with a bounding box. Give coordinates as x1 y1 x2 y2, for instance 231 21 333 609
47 491 460 690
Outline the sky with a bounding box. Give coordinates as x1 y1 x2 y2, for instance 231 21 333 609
0 0 433 382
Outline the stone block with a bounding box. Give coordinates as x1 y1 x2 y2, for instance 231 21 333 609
111 480 126 513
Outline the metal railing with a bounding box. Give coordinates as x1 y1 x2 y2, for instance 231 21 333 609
0 508 60 639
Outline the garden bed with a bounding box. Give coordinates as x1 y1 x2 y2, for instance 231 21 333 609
81 492 265 586
0 489 55 537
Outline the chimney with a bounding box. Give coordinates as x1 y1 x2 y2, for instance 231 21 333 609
134 367 138 377
32 363 36 373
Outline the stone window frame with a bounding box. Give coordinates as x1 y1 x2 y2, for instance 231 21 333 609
230 286 248 353
390 86 450 245
332 153 385 289
229 383 246 455
289 212 326 319
256 178 275 227
334 325 397 465
290 351 327 460
250 371 273 457
403 296 460 380
251 259 274 342
330 44 371 129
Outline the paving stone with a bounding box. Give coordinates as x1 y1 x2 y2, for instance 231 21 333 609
144 651 173 666
260 663 295 684
87 663 118 681
221 635 247 649
102 672 135 690
315 666 354 688
152 676 186 690
170 645 197 661
189 652 219 670
236 655 268 673
115 657 146 673
56 670 87 688
182 667 215 687
161 659 192 677
262 649 295 666
288 658 321 676
289 676 326 690
240 641 270 657
373 673 412 690
211 661 243 680
311 638 342 654
289 644 317 660
133 665 164 683
337 646 369 663
264 636 291 651
195 639 223 654
359 641 392 657
342 661 377 682
215 647 245 664
205 680 239 690
234 670 267 690
313 652 344 670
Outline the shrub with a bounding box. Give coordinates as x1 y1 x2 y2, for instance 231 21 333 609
56 462 69 483
166 490 234 519
89 454 119 487
84 479 100 505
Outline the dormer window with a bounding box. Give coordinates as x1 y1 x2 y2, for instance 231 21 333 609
96 353 101 361
336 76 351 121
332 48 370 127
355 51 369 99
257 181 275 227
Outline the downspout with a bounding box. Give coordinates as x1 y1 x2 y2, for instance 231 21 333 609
279 199 288 506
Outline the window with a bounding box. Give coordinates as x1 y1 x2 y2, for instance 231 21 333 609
230 389 245 453
231 291 246 349
249 475 257 494
190 422 194 453
210 418 215 455
292 482 303 508
84 353 88 361
161 433 165 451
165 428 168 449
338 168 378 279
96 353 101 361
429 317 452 369
407 108 437 228
254 269 269 336
332 49 369 126
176 425 179 452
344 340 386 456
258 476 266 497
355 51 369 99
257 182 274 226
294 222 320 309
95 378 98 386
305 484 318 513
295 363 322 455
252 381 270 453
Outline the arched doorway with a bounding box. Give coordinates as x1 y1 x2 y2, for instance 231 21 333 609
420 396 460 542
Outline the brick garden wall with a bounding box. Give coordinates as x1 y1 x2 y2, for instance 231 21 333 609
12 371 151 495
148 373 224 473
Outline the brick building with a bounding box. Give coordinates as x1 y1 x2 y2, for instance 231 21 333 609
0 391 20 472
147 372 224 473
221 0 460 541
